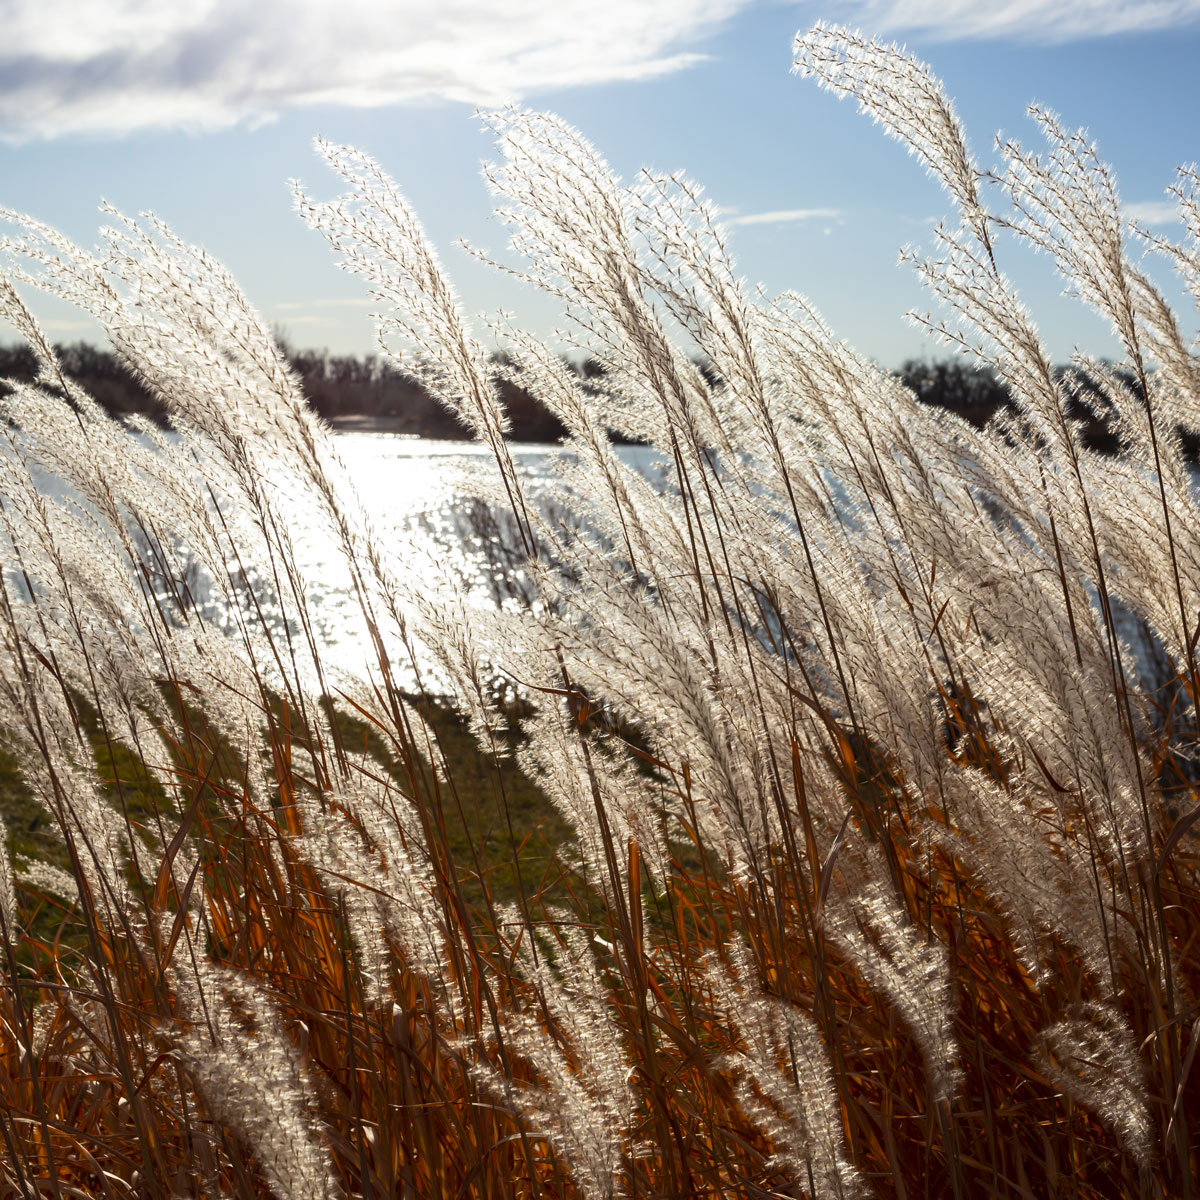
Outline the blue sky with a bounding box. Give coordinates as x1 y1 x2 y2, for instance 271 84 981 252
2 0 1198 367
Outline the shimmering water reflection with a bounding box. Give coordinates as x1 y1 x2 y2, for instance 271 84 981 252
289 435 662 682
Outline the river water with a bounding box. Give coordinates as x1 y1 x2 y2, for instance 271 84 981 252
278 433 663 682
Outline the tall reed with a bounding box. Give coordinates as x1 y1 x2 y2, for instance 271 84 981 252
0 24 1197 1198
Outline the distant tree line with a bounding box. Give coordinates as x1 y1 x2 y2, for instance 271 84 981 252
0 341 165 420
0 341 1177 454
0 341 570 441
895 358 1181 456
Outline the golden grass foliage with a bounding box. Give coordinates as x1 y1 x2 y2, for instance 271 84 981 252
1 24 1199 1199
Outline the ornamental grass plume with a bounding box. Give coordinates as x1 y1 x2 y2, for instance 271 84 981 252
0 22 1198 1200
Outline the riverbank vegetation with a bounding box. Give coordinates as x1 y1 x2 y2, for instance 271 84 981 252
1 23 1199 1198
0 337 1171 452
0 339 572 440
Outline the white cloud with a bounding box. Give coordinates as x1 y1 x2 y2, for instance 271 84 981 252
835 0 1200 42
726 207 842 226
0 0 748 142
1124 199 1182 225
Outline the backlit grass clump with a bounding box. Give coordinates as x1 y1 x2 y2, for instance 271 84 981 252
1 25 1198 1199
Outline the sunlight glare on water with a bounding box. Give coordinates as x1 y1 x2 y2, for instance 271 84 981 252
286 434 661 689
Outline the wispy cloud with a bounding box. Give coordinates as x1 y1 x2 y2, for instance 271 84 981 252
837 0 1200 42
274 298 375 311
0 0 748 142
726 207 842 227
33 318 99 333
1124 199 1182 226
